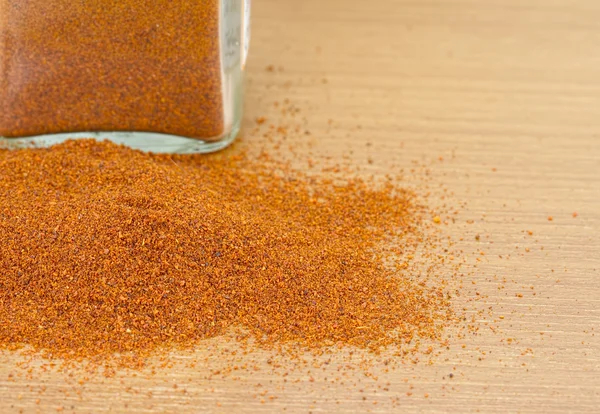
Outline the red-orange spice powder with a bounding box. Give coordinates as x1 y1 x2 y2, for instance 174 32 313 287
0 140 452 363
0 1 223 139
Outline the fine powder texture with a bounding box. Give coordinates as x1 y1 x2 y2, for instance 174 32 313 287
0 140 451 362
0 1 223 139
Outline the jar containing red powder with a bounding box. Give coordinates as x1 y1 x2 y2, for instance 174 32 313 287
0 0 251 153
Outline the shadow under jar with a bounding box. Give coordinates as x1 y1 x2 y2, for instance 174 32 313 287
0 0 250 153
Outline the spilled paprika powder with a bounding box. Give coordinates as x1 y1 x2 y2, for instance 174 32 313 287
0 139 454 364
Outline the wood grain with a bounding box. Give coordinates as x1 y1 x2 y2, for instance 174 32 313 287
1 0 599 412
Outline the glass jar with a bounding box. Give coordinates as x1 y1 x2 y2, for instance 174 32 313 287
0 0 250 153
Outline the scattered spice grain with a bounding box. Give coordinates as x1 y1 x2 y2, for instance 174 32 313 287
0 140 454 364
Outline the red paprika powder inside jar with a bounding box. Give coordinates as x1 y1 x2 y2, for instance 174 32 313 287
0 0 250 153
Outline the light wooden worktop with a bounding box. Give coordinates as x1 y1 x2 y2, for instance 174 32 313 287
1 0 599 412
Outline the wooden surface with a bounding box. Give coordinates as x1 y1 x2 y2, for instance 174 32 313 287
2 0 600 412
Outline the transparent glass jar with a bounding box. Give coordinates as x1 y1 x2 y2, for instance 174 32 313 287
0 0 250 153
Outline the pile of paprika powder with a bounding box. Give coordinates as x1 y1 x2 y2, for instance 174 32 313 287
0 140 454 364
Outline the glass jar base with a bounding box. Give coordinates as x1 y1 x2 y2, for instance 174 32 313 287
0 121 240 154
